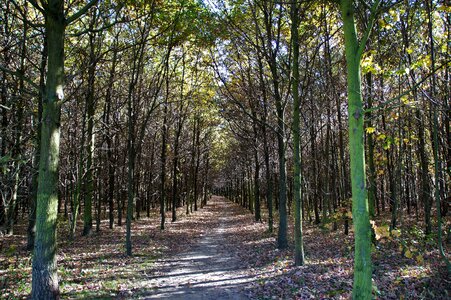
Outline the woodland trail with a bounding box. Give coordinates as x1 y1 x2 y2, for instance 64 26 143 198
140 196 253 299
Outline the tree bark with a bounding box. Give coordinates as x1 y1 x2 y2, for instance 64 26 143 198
83 20 97 236
32 1 65 297
339 0 378 297
291 0 305 266
28 31 47 250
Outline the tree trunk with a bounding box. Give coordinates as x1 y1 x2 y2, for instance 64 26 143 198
365 73 377 217
6 5 27 235
291 0 305 266
83 25 97 236
256 46 273 232
263 3 287 248
70 95 87 239
125 110 135 256
339 0 378 297
160 46 172 230
194 119 201 212
310 120 320 225
28 32 47 250
32 1 65 297
171 50 186 222
426 0 450 272
104 42 118 230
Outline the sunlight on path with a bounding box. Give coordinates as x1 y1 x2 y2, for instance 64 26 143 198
139 197 252 299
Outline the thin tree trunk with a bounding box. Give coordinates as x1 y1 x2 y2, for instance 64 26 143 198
310 120 320 225
365 73 377 217
262 1 287 248
256 45 273 232
27 34 47 249
70 95 87 239
194 119 201 212
291 0 304 265
104 43 118 230
6 5 27 235
171 49 186 222
426 0 450 272
160 46 172 230
82 23 97 236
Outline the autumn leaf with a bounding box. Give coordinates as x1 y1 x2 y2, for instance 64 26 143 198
365 127 376 134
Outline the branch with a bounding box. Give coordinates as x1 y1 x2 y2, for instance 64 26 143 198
364 61 449 113
68 19 120 37
68 2 125 36
27 0 46 14
360 0 372 10
210 49 278 134
65 0 99 25
11 0 45 29
0 65 39 90
357 0 381 59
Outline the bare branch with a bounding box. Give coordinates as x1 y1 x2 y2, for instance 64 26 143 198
10 0 45 29
357 0 381 59
27 0 46 14
364 61 450 113
65 0 99 25
0 64 39 90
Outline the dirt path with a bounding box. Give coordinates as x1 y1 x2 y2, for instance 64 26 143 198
139 196 254 299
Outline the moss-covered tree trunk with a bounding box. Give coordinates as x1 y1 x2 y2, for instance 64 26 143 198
32 0 97 295
339 0 379 297
31 1 65 297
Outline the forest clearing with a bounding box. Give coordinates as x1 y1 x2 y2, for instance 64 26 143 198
0 0 450 299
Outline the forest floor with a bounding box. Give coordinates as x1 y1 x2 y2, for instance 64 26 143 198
0 196 450 299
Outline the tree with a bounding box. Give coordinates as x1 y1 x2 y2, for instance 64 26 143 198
27 27 47 250
290 0 305 266
82 9 100 236
339 0 380 298
31 0 98 298
258 0 289 249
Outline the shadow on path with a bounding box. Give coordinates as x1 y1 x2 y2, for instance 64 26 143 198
138 196 253 299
